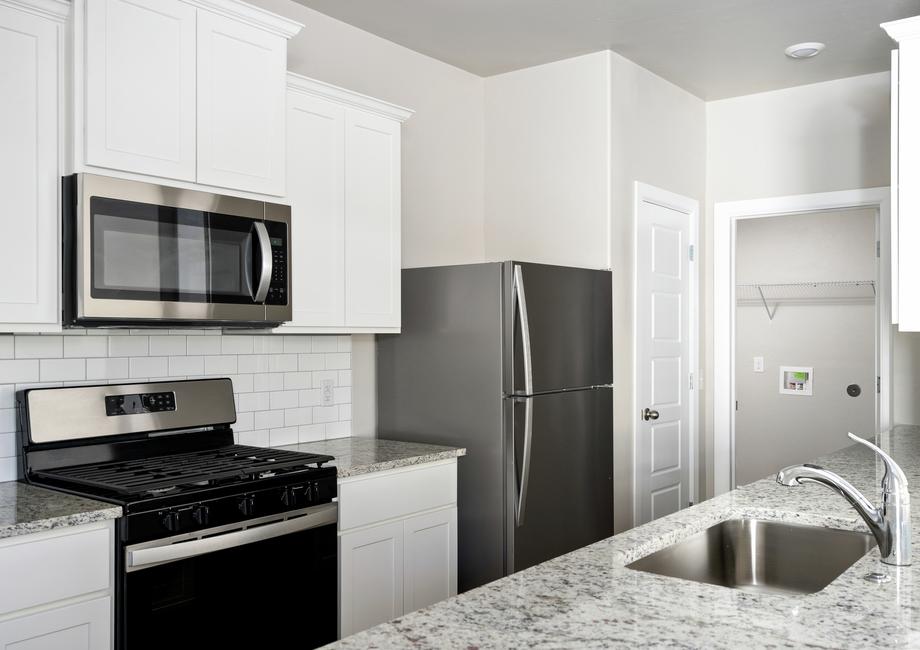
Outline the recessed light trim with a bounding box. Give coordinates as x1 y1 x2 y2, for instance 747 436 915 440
785 42 825 59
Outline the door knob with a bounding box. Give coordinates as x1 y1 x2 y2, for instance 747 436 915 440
643 408 659 421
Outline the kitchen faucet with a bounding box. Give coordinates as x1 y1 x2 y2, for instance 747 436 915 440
776 433 911 566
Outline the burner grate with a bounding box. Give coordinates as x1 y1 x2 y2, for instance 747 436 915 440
33 445 332 496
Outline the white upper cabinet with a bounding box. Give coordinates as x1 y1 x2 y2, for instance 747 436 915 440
883 16 920 330
196 10 287 195
286 91 346 327
85 0 196 181
344 109 402 328
282 75 412 333
0 0 66 330
79 0 301 196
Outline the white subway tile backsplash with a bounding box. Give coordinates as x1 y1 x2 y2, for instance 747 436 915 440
109 336 149 357
312 336 338 353
221 336 253 355
269 426 298 446
64 336 108 358
324 353 350 370
270 390 299 410
298 354 325 371
0 336 13 359
149 336 187 356
86 358 129 380
313 406 339 424
282 336 311 353
168 356 204 376
255 410 284 430
0 333 353 482
16 336 63 359
204 355 237 375
39 359 85 382
284 407 312 427
298 424 325 443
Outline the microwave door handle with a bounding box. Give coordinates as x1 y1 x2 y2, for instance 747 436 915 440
252 222 272 303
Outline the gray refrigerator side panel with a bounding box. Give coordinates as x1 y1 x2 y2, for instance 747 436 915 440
507 388 613 574
505 262 613 394
377 263 507 593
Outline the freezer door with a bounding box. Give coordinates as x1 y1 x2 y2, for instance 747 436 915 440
507 388 613 574
505 262 612 395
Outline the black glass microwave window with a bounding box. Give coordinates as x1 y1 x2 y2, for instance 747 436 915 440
90 196 276 305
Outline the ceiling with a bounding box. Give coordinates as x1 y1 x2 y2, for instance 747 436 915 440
293 0 920 99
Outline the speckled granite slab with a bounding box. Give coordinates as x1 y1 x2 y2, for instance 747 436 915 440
324 425 920 649
276 438 465 478
0 481 121 539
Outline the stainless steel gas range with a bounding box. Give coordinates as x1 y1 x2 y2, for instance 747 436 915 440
19 378 336 649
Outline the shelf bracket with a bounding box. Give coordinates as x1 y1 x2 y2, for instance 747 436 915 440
756 285 777 320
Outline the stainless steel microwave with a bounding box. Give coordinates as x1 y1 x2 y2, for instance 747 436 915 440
63 174 291 328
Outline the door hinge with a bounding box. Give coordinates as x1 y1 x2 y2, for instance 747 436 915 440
878 376 881 394
689 373 694 390
735 400 740 411
689 244 695 261
877 240 881 258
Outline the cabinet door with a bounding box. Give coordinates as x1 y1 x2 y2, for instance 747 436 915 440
85 0 196 181
0 4 60 326
339 521 404 637
197 10 286 195
285 93 345 327
0 596 111 649
403 508 457 615
344 109 401 328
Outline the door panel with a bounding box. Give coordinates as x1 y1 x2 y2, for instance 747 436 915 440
339 521 404 637
510 389 612 573
635 191 694 525
507 263 612 394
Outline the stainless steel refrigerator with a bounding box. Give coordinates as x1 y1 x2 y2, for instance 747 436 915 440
377 261 613 592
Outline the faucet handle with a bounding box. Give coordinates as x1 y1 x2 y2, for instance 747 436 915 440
847 432 908 491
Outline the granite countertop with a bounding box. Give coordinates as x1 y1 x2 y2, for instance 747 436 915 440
276 438 466 478
326 425 920 648
0 481 122 540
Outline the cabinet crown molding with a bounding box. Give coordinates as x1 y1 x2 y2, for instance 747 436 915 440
0 0 69 21
882 16 920 42
287 72 414 123
182 0 302 38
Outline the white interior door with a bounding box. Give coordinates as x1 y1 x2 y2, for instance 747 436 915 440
635 183 697 526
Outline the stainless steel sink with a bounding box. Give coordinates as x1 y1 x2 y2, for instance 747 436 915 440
626 519 875 595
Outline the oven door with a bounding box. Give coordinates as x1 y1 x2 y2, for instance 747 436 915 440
71 174 291 326
122 503 337 650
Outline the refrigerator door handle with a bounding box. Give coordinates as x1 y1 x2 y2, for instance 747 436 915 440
513 264 534 526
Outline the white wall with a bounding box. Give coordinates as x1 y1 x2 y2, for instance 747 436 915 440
734 210 877 486
250 0 487 270
609 52 706 531
704 71 906 497
484 51 610 269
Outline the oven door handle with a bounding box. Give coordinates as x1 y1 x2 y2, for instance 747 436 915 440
126 503 336 571
252 221 273 304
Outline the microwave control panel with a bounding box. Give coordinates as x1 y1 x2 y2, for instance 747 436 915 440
265 221 288 306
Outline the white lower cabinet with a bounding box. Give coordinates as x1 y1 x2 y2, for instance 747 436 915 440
338 460 458 638
0 597 111 650
0 521 114 649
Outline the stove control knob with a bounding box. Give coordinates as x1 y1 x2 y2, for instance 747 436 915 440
238 494 256 516
304 482 314 504
161 510 181 532
192 505 210 526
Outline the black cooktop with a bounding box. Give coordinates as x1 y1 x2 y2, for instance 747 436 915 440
32 444 333 498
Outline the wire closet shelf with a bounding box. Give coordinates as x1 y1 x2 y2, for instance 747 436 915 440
735 280 876 320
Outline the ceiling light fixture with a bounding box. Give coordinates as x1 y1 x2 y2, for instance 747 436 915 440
785 42 825 59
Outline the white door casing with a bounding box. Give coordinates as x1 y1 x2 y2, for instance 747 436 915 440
634 182 698 526
713 188 891 495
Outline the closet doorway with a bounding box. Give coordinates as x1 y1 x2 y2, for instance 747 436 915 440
713 188 891 494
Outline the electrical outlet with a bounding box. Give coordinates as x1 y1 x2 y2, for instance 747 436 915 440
321 379 335 406
753 356 764 373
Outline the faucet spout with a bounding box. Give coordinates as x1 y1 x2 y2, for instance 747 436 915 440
775 433 911 567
